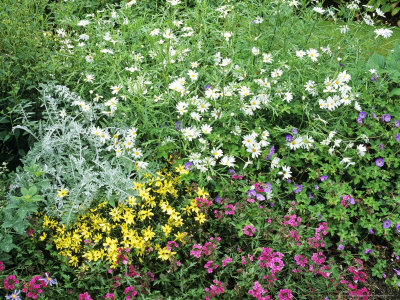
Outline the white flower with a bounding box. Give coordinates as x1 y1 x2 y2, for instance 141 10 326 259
60 110 66 118
247 143 262 158
376 8 385 17
339 25 349 34
288 137 303 150
131 148 143 159
79 34 89 41
201 124 213 134
262 53 273 63
191 61 198 68
313 7 325 14
340 157 355 169
190 112 202 121
111 85 122 95
369 69 377 74
223 32 232 41
356 144 367 157
77 20 90 27
150 28 160 36
296 50 306 58
252 47 260 55
85 55 94 63
167 0 181 5
84 74 94 83
176 101 189 115
188 69 198 81
242 134 255 148
374 28 393 39
306 48 319 62
220 155 235 168
163 29 175 39
271 69 283 78
212 148 223 159
271 157 280 169
280 165 292 179
253 16 263 24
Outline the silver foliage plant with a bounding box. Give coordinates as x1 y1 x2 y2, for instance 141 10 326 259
10 84 144 225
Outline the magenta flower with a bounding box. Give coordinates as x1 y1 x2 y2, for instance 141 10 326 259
104 293 115 300
278 289 293 300
338 244 344 250
79 292 93 300
0 261 3 272
375 158 384 167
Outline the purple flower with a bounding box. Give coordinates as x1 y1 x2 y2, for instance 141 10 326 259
395 120 399 128
357 117 363 124
184 162 194 170
358 111 367 119
393 268 400 276
382 114 391 122
371 76 376 82
294 184 303 194
371 112 377 119
338 244 344 250
320 175 328 182
265 146 275 160
383 220 392 229
256 194 265 201
396 223 400 233
41 273 57 286
292 128 298 134
315 185 319 190
364 249 373 254
286 135 293 142
396 133 400 142
215 195 221 203
175 121 182 131
380 142 383 151
309 193 313 199
264 182 272 193
247 189 256 197
339 63 344 66
369 229 374 234
375 158 384 167
205 85 210 90
6 290 21 300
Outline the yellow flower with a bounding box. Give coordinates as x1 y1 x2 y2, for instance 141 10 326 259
142 226 155 241
138 209 154 221
174 231 186 243
195 213 206 225
161 224 172 238
57 188 69 198
175 164 189 175
158 247 175 261
127 196 138 206
40 232 47 241
196 187 208 198
109 207 122 222
69 256 79 267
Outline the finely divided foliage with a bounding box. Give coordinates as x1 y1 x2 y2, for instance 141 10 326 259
1 0 400 299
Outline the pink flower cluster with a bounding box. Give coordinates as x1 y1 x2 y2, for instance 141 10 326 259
124 286 138 299
289 230 301 246
340 259 369 299
204 260 218 273
224 204 236 215
190 237 220 258
221 256 232 267
283 214 301 227
243 225 256 237
248 281 271 299
167 240 179 251
22 275 46 299
196 197 213 211
104 293 115 299
4 275 19 290
307 222 328 249
0 261 4 272
79 292 93 300
258 247 285 274
293 253 332 279
278 289 293 300
204 279 225 300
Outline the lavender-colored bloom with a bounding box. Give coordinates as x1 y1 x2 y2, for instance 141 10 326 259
6 290 21 300
393 268 400 276
371 76 375 81
364 249 373 254
215 195 221 203
371 112 377 119
265 146 275 160
184 162 194 170
205 85 210 90
175 121 182 131
383 220 392 228
380 142 383 151
338 244 344 250
375 158 384 167
247 189 256 197
320 175 328 182
315 185 319 190
358 111 367 119
256 194 265 201
396 133 400 142
348 197 355 205
229 169 236 175
339 63 344 66
41 273 57 286
357 117 363 124
292 128 298 134
396 223 400 233
309 193 313 199
294 184 303 194
382 114 391 122
369 229 374 234
286 135 293 142
270 202 274 207
264 182 272 193
395 120 399 128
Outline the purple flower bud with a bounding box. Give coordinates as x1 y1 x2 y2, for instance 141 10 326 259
357 117 363 124
292 128 298 134
286 135 293 142
371 76 375 81
364 249 373 254
369 229 374 234
338 244 344 250
396 223 400 233
395 120 399 128
397 133 400 142
320 175 328 182
205 85 210 90
309 193 313 199
175 121 182 131
380 142 383 151
315 185 319 190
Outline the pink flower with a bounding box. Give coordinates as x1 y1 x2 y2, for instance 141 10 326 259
104 293 115 300
4 275 19 290
79 292 93 300
0 261 4 272
222 256 232 267
278 289 293 300
124 286 137 299
242 225 256 237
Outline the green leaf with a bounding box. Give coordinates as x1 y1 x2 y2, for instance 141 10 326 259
389 88 400 97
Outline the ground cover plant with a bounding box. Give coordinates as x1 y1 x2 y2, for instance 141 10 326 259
1 0 400 299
